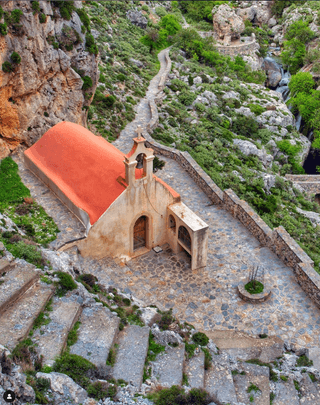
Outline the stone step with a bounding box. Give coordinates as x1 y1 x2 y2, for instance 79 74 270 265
0 262 40 314
0 280 55 350
0 257 13 272
184 349 205 389
299 373 320 404
207 330 284 363
70 304 120 368
272 379 300 405
233 362 270 405
112 325 150 389
204 353 238 405
152 343 185 388
33 292 83 366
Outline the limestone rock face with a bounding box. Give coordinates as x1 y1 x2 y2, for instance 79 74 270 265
236 1 272 26
126 9 148 29
0 1 99 158
212 4 245 43
233 139 273 168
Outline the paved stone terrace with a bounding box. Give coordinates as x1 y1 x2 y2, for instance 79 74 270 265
11 152 86 250
90 155 320 349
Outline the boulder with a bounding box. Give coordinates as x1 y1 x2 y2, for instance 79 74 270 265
212 4 245 43
268 17 277 27
296 208 320 228
222 91 240 101
262 57 282 88
36 372 88 404
260 173 276 192
126 10 148 29
151 324 183 346
233 139 273 167
202 90 218 103
193 76 202 84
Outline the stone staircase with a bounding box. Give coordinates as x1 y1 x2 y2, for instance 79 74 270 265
0 255 320 405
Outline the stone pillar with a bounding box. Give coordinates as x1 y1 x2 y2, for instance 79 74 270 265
144 155 154 182
124 159 136 187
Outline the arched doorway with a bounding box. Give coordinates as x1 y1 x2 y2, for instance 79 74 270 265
133 215 147 250
178 225 191 251
315 194 320 206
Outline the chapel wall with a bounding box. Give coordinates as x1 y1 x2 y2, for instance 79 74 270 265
77 177 179 259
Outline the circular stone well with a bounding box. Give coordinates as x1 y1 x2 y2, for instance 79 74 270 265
237 280 271 303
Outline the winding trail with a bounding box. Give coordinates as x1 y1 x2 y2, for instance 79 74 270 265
113 48 170 154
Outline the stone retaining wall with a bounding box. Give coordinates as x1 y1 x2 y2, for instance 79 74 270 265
215 41 257 57
144 48 320 309
285 175 320 195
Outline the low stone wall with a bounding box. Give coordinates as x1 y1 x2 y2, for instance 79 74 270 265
215 41 257 57
144 47 320 310
285 175 320 195
146 99 159 133
158 50 172 91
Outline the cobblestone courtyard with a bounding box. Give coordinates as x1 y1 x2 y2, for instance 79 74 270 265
11 47 320 350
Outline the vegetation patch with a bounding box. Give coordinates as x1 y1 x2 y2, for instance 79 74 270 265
192 332 209 346
296 355 313 367
54 271 77 297
52 352 96 390
67 321 81 347
147 385 213 405
244 280 264 295
87 380 117 401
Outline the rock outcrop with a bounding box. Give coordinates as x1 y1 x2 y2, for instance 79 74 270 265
236 1 272 26
212 4 245 45
126 9 148 29
0 1 99 159
262 57 282 88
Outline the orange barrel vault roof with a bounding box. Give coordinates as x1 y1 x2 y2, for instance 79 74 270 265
24 122 133 225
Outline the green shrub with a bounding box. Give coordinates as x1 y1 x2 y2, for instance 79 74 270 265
0 5 3 20
141 5 149 12
192 332 209 346
289 72 314 96
55 271 77 297
178 90 197 106
103 94 116 107
11 9 23 23
0 22 6 36
148 385 213 405
296 355 313 367
87 381 117 401
11 51 21 64
76 8 90 31
2 61 13 73
155 6 167 17
245 280 264 294
44 111 49 117
67 321 81 347
31 1 40 12
117 73 126 82
248 103 266 116
39 13 46 23
52 352 96 389
82 75 93 91
185 342 197 359
85 33 98 55
6 242 44 268
158 309 175 331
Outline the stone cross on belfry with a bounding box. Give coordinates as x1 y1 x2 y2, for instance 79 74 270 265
135 125 143 140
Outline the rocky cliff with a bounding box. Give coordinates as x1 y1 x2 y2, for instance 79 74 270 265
0 0 99 159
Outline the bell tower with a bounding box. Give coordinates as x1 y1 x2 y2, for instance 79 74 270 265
124 126 155 187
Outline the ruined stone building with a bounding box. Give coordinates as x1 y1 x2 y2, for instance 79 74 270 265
24 121 209 270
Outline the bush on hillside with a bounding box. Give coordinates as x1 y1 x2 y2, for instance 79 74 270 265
11 52 21 64
288 72 314 96
82 75 93 91
0 23 7 36
2 61 13 73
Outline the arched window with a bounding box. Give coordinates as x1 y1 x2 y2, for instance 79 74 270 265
168 215 176 232
178 226 191 250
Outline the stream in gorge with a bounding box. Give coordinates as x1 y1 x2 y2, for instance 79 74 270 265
265 48 320 174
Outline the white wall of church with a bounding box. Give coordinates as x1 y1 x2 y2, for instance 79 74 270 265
77 176 180 259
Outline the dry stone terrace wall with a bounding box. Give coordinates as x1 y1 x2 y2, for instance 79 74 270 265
143 49 320 310
285 175 320 196
215 40 257 57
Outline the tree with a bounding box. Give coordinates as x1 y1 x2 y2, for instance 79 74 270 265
281 38 306 74
288 72 314 96
159 14 181 36
140 27 159 53
271 0 307 17
285 20 315 43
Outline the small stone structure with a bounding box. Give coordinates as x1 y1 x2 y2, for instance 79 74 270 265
24 121 208 270
211 4 258 57
285 174 320 197
237 281 272 303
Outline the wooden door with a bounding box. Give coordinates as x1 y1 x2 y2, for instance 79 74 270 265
134 216 147 250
